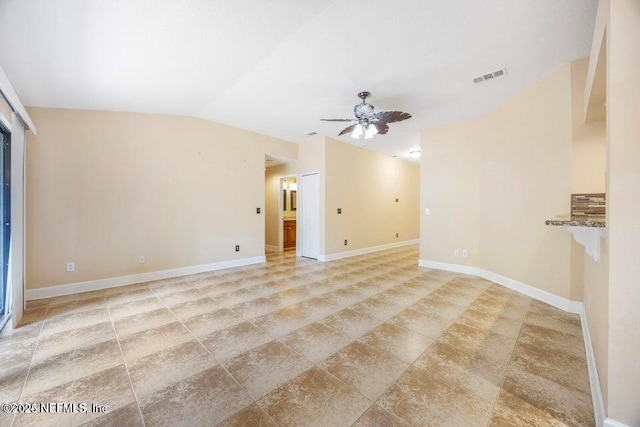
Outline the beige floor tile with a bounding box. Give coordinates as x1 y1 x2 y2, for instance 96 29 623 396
524 310 583 337
41 307 111 338
23 339 123 397
352 403 412 427
518 323 586 359
438 323 517 365
319 341 409 400
224 340 313 400
182 307 242 339
350 297 406 322
258 367 371 427
378 365 494 427
119 321 194 364
228 296 281 319
502 366 594 426
105 288 156 306
218 403 277 427
14 365 136 427
147 279 194 296
320 308 383 339
487 389 568 427
359 322 433 364
167 296 224 320
251 306 314 338
32 321 115 362
1 246 595 426
389 308 454 339
80 402 144 427
216 288 260 306
408 296 466 320
295 294 344 321
157 287 207 306
280 322 353 363
46 296 106 318
415 341 508 391
456 308 524 339
510 341 591 394
128 340 216 398
113 308 177 338
108 296 164 321
468 297 529 321
202 321 273 361
140 365 253 427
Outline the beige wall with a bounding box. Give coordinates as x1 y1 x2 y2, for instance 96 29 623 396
26 107 297 289
421 63 576 299
324 137 420 255
571 58 607 194
606 0 640 423
264 137 419 257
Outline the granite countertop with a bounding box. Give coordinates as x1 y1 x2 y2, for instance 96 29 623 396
545 219 606 228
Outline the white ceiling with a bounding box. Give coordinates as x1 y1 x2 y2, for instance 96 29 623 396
0 0 597 161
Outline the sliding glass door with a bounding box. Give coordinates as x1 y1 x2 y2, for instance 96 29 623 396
0 129 9 319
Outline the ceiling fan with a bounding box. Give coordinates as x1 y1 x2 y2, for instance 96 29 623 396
321 91 411 140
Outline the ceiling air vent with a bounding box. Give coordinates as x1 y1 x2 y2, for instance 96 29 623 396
473 67 507 84
307 131 317 136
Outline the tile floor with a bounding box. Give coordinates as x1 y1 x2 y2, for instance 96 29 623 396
0 246 594 426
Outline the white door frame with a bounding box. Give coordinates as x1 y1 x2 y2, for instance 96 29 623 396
299 172 320 259
278 174 298 253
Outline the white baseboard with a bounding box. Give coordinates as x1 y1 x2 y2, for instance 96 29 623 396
418 260 480 276
604 419 629 427
265 245 279 253
319 239 419 262
418 259 579 313
418 258 618 427
26 256 266 300
574 304 605 427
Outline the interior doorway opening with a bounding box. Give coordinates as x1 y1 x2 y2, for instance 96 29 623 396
281 176 297 251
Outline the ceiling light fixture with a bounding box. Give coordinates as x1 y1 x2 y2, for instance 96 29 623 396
351 124 364 139
409 150 421 159
364 123 378 139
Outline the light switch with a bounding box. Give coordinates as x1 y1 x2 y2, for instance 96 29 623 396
424 208 431 215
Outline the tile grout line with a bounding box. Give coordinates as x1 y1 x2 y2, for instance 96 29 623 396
146 286 283 427
105 296 147 427
11 299 52 427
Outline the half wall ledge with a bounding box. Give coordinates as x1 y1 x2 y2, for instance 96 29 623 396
545 220 606 262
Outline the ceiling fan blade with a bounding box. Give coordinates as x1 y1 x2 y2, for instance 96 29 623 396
338 124 357 136
374 122 389 135
320 118 356 122
373 111 412 123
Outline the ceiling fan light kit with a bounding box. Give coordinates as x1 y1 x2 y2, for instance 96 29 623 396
321 91 411 141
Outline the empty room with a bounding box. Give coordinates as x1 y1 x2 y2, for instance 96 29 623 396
0 0 638 426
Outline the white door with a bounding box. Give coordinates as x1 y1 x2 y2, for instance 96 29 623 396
300 173 320 259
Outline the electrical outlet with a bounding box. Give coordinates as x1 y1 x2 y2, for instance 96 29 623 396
66 262 75 272
453 249 459 257
138 255 146 264
462 249 468 257
395 198 399 203
235 245 240 252
337 208 342 214
344 239 348 246
256 207 261 214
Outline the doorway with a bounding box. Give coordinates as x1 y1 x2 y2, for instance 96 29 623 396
281 176 297 252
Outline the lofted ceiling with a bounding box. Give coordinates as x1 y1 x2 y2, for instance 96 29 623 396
0 0 597 161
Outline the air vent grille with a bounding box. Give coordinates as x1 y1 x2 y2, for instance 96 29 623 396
307 131 317 136
473 67 507 84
